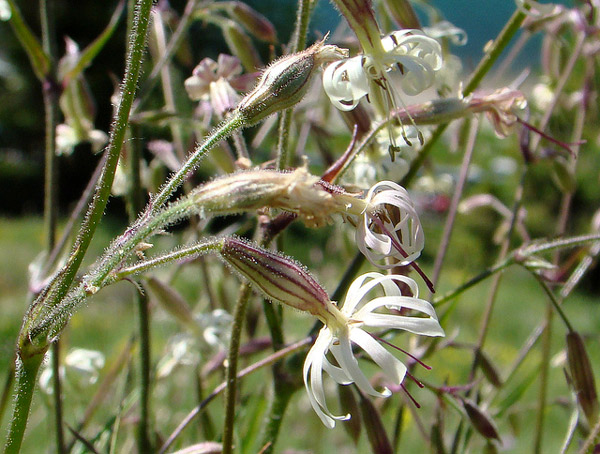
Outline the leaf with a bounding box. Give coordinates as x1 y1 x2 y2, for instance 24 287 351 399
494 365 539 417
63 0 125 85
5 0 50 80
338 384 361 445
358 391 393 454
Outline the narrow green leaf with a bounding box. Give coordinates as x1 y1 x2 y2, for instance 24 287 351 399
358 392 393 454
494 365 540 417
339 384 362 445
63 0 125 85
5 0 51 80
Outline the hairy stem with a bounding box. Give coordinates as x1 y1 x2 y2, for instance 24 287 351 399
4 355 45 454
276 0 314 170
222 282 253 454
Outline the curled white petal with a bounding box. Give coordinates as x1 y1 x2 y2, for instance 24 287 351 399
356 181 424 268
322 57 369 111
303 329 350 428
380 30 443 95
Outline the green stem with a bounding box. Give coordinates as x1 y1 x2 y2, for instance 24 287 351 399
51 342 65 454
0 367 14 425
116 240 223 280
40 0 64 451
23 0 155 332
533 303 552 454
222 282 253 454
4 354 45 454
276 0 313 170
433 258 512 308
532 275 574 333
137 288 153 453
260 386 293 454
150 113 244 211
4 5 153 449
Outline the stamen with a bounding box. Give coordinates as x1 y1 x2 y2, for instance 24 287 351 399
370 332 432 370
516 117 583 157
401 383 421 408
406 371 425 388
371 216 436 293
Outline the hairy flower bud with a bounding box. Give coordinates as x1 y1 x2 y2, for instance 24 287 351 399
191 168 358 227
219 237 338 321
236 40 348 125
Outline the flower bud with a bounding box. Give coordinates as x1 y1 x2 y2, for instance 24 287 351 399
462 399 501 441
381 0 420 29
221 19 262 72
219 237 332 319
191 168 355 227
228 2 276 43
566 331 599 426
236 40 348 125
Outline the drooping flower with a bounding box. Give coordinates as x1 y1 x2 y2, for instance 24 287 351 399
323 29 442 159
304 272 445 428
218 238 443 427
355 181 424 269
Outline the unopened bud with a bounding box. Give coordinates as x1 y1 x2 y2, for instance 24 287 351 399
381 0 420 29
221 19 262 72
191 168 355 227
462 399 500 441
236 40 348 125
220 237 333 320
566 331 599 426
228 2 276 42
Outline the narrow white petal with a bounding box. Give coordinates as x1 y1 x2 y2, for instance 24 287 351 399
303 332 350 428
331 333 389 398
363 313 445 337
322 355 353 385
350 328 407 385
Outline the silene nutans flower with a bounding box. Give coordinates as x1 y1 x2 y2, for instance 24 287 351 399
323 29 443 157
218 238 444 428
190 170 426 271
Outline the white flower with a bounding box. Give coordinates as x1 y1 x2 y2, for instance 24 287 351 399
65 348 105 387
184 54 256 118
322 30 443 112
0 0 11 21
356 181 424 268
304 272 444 428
